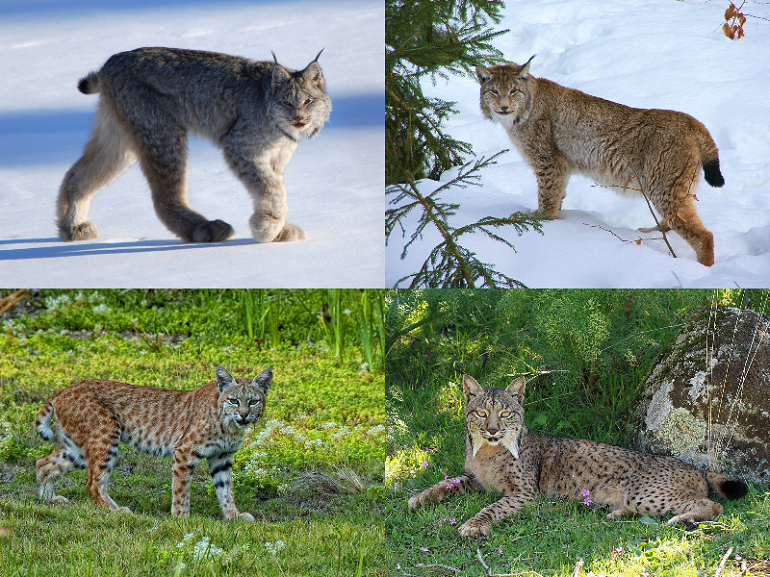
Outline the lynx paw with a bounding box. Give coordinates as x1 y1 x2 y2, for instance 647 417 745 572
192 220 235 243
274 223 306 242
237 512 255 522
408 495 423 511
458 519 491 539
59 221 99 241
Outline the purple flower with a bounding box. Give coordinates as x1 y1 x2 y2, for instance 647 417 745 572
449 518 457 526
420 461 428 468
420 547 428 552
581 489 592 506
498 548 503 555
442 471 449 480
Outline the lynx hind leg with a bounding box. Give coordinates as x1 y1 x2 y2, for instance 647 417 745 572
667 495 724 526
36 439 86 502
81 415 128 513
132 124 234 243
408 473 478 510
57 105 138 241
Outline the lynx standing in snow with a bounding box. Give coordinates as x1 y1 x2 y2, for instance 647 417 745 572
408 375 748 538
475 58 724 266
57 47 332 244
35 367 271 520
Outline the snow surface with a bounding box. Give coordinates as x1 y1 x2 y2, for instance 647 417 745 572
387 0 770 288
0 0 384 288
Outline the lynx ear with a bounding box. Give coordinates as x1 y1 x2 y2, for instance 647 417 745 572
462 374 484 401
252 367 273 396
506 376 527 398
271 63 292 93
215 366 236 393
475 66 492 84
518 54 535 78
301 56 324 86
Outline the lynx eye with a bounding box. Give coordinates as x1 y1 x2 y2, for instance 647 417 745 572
509 89 519 96
489 89 499 96
281 100 293 108
474 410 487 417
500 411 512 418
228 397 239 406
248 399 260 407
303 98 313 106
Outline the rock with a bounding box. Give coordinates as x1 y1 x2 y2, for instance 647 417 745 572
634 306 770 483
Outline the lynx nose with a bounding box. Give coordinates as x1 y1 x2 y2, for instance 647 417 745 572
487 425 499 435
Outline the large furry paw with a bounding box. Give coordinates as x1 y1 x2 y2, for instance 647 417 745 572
236 512 255 522
458 519 491 539
408 495 423 511
273 222 306 242
191 219 235 243
59 221 99 241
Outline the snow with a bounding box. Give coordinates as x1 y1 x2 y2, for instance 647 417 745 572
387 0 770 288
0 0 384 288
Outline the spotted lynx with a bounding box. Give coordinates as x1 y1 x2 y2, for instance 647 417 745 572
475 58 724 266
35 366 271 520
58 47 332 244
408 375 747 538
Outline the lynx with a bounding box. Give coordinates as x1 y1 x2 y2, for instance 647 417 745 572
35 366 271 520
475 58 724 266
408 375 748 538
57 47 332 244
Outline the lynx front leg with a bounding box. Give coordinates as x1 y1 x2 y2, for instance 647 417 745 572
532 156 569 218
458 493 533 538
224 140 306 243
36 441 86 503
408 473 479 510
209 453 254 521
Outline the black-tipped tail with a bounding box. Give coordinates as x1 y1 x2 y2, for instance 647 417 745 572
77 72 100 95
720 479 749 500
703 160 725 188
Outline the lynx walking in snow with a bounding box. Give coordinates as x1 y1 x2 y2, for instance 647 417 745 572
475 58 724 266
35 366 271 520
408 375 747 538
57 47 332 244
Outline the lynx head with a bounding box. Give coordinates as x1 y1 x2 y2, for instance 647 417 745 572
215 366 271 431
269 50 332 141
475 55 535 129
463 374 526 459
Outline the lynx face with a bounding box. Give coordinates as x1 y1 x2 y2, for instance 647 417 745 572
269 60 332 141
463 375 525 459
216 366 270 430
476 59 534 129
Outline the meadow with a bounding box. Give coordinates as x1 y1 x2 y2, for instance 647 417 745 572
385 289 770 577
0 289 386 577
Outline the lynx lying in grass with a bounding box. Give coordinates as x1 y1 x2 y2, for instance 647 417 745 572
408 375 748 538
35 366 271 520
476 58 724 266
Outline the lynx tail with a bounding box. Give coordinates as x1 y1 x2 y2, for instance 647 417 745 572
705 471 749 500
77 72 100 95
35 399 56 441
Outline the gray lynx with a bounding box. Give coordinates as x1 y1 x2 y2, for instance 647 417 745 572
58 47 332 244
475 58 724 266
35 366 271 520
408 375 747 538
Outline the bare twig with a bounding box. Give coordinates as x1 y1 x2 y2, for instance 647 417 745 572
477 548 492 575
714 546 734 577
573 558 584 577
0 289 28 314
640 189 677 259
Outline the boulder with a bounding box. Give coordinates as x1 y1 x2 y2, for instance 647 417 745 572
634 306 770 483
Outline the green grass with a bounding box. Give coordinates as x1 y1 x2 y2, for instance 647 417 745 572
0 289 386 576
385 289 770 576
